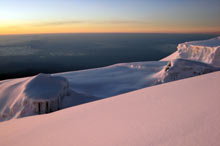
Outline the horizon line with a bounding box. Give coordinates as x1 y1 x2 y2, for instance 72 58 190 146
1 32 220 36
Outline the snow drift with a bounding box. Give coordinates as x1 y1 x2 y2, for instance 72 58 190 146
162 36 220 66
0 71 220 146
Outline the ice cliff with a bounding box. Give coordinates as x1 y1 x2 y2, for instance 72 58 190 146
0 74 70 121
162 36 220 66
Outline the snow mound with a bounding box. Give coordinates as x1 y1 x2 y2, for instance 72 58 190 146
162 36 220 66
0 74 70 121
155 59 220 83
24 73 69 100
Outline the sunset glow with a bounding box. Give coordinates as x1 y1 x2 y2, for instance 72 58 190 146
1 0 220 35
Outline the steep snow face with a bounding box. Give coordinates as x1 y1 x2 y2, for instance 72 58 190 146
155 59 220 83
0 72 220 146
162 36 220 66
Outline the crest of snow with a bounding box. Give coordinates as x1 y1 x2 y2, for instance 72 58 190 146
162 36 220 66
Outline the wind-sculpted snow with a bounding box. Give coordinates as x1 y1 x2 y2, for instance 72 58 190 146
162 36 220 66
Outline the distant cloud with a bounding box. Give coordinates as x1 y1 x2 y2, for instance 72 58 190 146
97 20 146 24
31 20 148 27
31 20 86 27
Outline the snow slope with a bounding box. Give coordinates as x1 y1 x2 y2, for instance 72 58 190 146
162 36 220 66
0 71 220 146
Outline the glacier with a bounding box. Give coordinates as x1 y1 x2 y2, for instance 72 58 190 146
0 36 220 121
162 36 220 66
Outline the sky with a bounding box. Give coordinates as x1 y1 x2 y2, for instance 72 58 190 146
0 0 220 34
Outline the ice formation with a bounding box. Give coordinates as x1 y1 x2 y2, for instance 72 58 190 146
155 59 219 84
0 74 70 121
24 73 70 114
162 36 220 66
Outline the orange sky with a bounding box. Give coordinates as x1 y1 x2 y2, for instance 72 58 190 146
1 0 220 35
1 22 220 35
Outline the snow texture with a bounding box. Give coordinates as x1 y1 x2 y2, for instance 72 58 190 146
162 36 220 66
0 71 220 146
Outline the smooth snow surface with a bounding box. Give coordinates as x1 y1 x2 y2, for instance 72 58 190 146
56 61 167 98
24 73 69 100
0 72 220 146
162 36 220 66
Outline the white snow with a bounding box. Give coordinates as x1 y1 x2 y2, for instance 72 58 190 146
162 36 220 66
56 61 167 98
56 59 219 98
0 71 220 146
